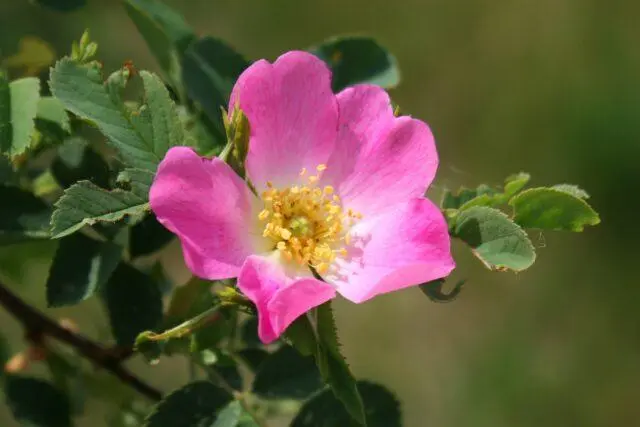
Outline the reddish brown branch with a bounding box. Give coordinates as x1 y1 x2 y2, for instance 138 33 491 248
0 282 162 401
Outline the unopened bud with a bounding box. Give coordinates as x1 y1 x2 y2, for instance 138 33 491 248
220 102 250 177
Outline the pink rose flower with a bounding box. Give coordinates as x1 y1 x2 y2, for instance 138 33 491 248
150 51 455 343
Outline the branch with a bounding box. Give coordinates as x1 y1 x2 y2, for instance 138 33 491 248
0 281 162 401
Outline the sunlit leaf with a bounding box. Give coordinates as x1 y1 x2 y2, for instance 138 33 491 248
0 73 41 158
50 168 153 238
510 187 600 232
37 96 71 133
454 206 536 271
50 59 183 171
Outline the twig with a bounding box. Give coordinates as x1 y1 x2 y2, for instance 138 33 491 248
0 281 162 401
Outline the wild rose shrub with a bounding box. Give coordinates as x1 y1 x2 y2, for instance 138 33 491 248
0 1 599 426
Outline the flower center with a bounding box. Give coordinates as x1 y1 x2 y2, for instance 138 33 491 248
258 165 361 274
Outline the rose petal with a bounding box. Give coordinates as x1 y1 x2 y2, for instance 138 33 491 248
330 198 455 303
230 51 338 191
324 85 439 217
238 255 336 344
150 147 259 279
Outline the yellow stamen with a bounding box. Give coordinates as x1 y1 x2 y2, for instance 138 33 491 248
257 164 361 274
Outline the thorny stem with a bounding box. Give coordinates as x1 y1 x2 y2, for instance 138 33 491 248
0 281 162 401
142 305 220 342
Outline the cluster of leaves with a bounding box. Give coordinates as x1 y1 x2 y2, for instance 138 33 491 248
421 174 599 300
0 0 599 426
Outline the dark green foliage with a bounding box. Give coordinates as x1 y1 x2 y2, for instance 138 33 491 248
253 346 323 399
103 263 163 346
130 213 174 258
236 348 269 373
240 317 261 348
291 381 401 427
123 0 195 87
46 232 122 307
420 278 466 303
34 0 86 12
182 36 249 138
0 185 51 243
5 376 72 427
311 36 400 92
144 381 232 427
51 137 110 188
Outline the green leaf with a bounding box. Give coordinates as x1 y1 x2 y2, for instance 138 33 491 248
144 381 233 427
443 173 531 211
5 376 72 427
104 263 163 346
123 0 195 87
441 187 483 210
37 96 71 133
46 233 122 307
0 186 51 244
130 213 174 258
503 172 531 198
50 59 182 171
419 278 465 303
50 168 153 238
285 314 318 357
212 401 243 427
253 346 323 399
551 184 590 199
0 74 41 158
311 36 400 92
315 302 366 425
51 137 111 188
291 381 401 427
34 0 86 12
182 36 249 137
453 206 536 271
510 187 600 232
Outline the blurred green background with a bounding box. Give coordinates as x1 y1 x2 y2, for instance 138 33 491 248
1 0 638 426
